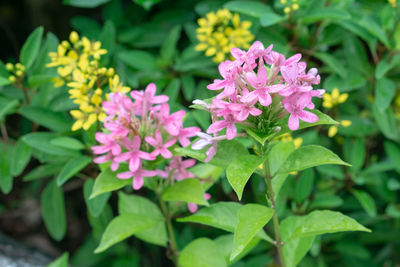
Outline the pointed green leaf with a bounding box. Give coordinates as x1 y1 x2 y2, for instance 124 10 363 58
226 155 263 200
90 168 131 199
56 156 92 186
47 252 69 267
281 216 315 267
23 164 63 181
260 12 284 27
94 214 157 253
160 25 181 65
118 50 157 70
11 138 32 176
83 179 111 217
231 204 274 260
384 141 400 174
288 210 371 241
277 145 350 174
41 180 66 241
20 26 44 69
179 238 227 267
0 143 13 194
162 178 209 206
375 78 396 112
0 97 19 121
20 106 72 132
214 234 261 264
268 141 295 176
352 190 377 217
50 137 85 150
22 132 79 156
118 192 167 246
224 1 272 18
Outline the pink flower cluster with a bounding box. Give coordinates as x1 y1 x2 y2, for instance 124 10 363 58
92 83 200 191
194 41 324 144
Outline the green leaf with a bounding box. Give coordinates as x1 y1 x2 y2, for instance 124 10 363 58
280 216 315 267
133 0 161 10
226 155 263 200
23 164 63 181
28 74 55 88
63 0 111 8
358 15 390 48
294 169 315 203
384 141 400 174
47 252 69 267
11 138 32 176
375 54 400 79
50 136 85 150
375 78 396 112
84 179 111 217
260 12 284 27
94 214 157 253
215 234 261 264
178 202 242 232
90 168 131 199
352 190 377 217
231 204 274 260
277 145 350 174
56 156 92 186
301 7 350 23
224 1 272 18
0 97 19 121
314 52 347 78
343 138 366 173
118 192 167 246
118 50 157 70
175 139 249 168
179 238 227 267
23 133 80 157
162 178 208 206
0 143 13 194
160 25 181 65
287 210 371 241
181 75 195 101
19 106 72 132
41 180 66 241
268 141 295 176
20 26 44 69
372 103 400 141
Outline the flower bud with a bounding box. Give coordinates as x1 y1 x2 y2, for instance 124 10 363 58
69 31 79 43
9 75 16 83
5 63 14 71
16 70 23 77
272 126 281 133
106 68 115 77
61 40 70 49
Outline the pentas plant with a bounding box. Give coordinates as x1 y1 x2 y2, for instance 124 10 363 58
175 41 371 267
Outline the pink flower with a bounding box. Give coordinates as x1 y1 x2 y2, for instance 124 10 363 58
117 167 158 190
207 60 240 99
92 133 121 156
158 104 185 136
145 130 176 159
192 133 218 162
168 156 196 180
130 83 169 116
93 152 120 171
283 92 319 130
242 63 272 106
206 114 238 140
114 136 154 172
177 126 201 147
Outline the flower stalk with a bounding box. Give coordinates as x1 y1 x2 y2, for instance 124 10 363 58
264 161 286 267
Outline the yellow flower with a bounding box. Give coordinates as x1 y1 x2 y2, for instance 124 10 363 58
109 74 130 93
328 120 352 138
284 6 291 14
195 9 254 63
322 88 349 109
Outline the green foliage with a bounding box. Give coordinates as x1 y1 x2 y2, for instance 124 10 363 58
162 178 209 206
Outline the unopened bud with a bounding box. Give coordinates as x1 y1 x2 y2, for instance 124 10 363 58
16 70 23 77
9 75 16 83
6 63 14 71
308 68 318 76
61 40 70 49
292 3 299 10
69 31 79 43
273 126 281 133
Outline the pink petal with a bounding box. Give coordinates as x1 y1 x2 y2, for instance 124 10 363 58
288 114 299 130
187 203 198 213
298 110 318 123
117 171 133 179
132 176 144 190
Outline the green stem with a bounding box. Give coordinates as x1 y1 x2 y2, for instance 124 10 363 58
158 196 179 265
264 163 286 267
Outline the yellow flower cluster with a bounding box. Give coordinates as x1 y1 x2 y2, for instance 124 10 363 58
280 0 299 14
328 120 352 138
47 31 130 131
5 62 25 84
195 9 254 63
276 133 303 149
322 88 349 109
388 0 397 8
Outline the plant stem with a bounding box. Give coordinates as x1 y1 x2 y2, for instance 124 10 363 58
158 196 179 265
264 163 286 267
